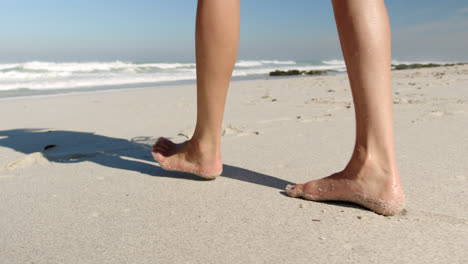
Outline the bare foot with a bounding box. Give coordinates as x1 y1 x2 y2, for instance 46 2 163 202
152 137 223 179
286 157 405 216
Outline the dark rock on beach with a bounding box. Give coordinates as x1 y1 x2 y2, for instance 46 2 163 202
392 62 466 70
269 69 329 76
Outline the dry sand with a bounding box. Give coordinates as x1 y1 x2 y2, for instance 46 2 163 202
1 65 467 263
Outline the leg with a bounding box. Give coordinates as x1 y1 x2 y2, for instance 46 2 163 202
152 0 240 179
286 0 405 215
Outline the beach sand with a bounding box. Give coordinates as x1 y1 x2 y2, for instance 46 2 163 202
1 65 467 263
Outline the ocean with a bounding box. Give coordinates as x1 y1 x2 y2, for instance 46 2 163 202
0 59 454 99
0 60 348 99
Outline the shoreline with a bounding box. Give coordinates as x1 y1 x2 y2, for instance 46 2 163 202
0 72 347 101
2 61 461 101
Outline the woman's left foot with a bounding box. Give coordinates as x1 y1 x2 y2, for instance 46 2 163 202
152 137 223 179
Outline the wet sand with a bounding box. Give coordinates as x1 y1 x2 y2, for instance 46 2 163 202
1 65 467 263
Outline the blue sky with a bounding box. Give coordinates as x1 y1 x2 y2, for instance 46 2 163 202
1 0 467 62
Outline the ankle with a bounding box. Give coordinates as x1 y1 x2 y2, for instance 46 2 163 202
347 145 398 176
344 147 404 200
188 137 221 158
192 127 221 146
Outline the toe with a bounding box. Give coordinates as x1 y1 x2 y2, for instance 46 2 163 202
155 138 177 152
285 184 303 198
155 138 166 147
159 141 173 149
158 137 175 147
155 137 167 146
164 138 176 147
153 146 169 156
153 142 169 152
153 152 167 165
153 141 170 153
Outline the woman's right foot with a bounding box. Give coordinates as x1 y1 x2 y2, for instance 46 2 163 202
152 137 223 179
286 154 405 216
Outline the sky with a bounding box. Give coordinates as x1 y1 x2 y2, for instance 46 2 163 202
0 0 467 62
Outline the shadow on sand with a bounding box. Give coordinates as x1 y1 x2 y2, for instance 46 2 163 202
0 129 293 190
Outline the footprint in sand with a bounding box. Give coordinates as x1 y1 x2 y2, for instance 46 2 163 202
299 114 332 123
221 125 260 137
393 97 425 105
428 110 445 117
419 109 464 121
258 117 293 124
176 126 194 139
3 152 50 171
177 124 259 139
0 174 16 179
305 97 335 105
131 136 159 148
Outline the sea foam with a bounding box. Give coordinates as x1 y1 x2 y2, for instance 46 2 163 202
1 59 451 97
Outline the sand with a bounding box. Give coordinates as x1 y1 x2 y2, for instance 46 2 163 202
1 65 467 263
